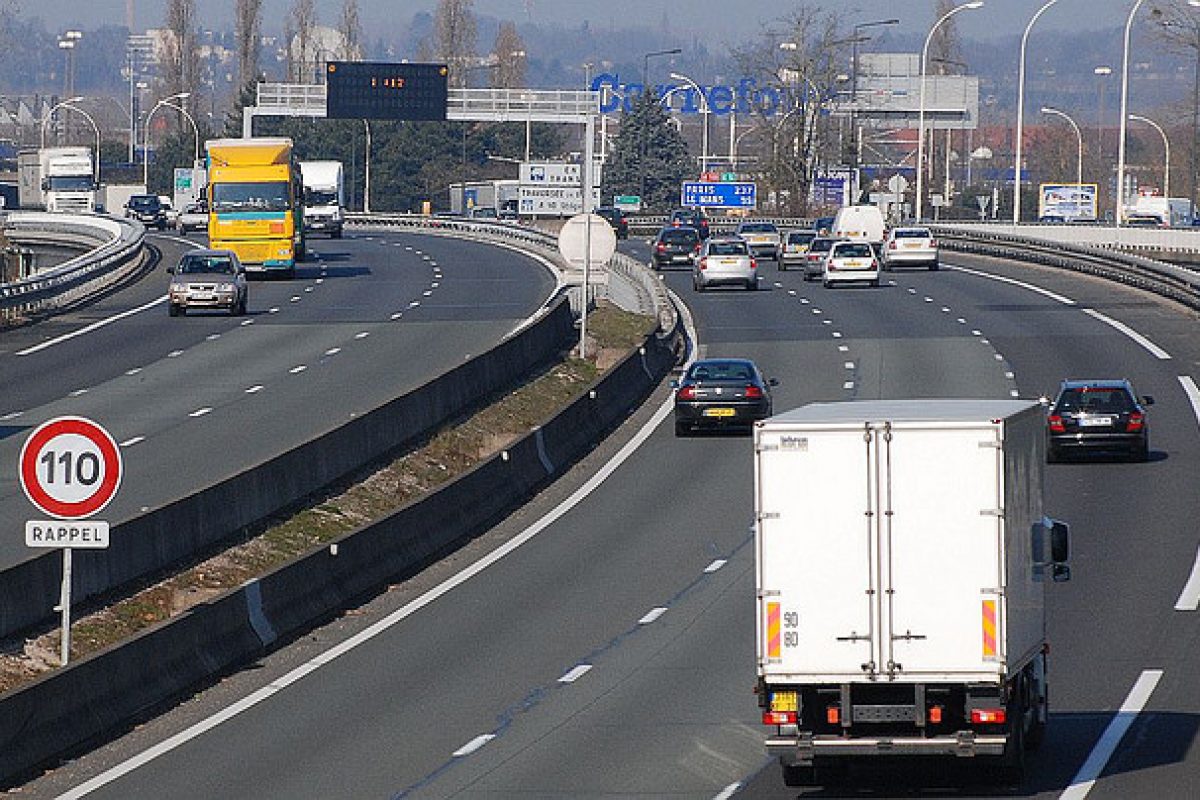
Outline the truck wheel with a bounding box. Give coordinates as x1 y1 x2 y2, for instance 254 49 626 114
781 763 816 787
998 717 1027 785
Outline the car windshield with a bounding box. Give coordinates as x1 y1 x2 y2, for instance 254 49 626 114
788 232 816 244
740 223 776 233
894 229 931 239
833 243 873 258
212 181 291 212
708 241 748 256
47 175 94 191
688 361 754 382
304 189 338 206
178 256 236 275
660 230 697 244
1056 387 1134 413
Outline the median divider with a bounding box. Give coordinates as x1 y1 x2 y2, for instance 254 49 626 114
0 316 680 788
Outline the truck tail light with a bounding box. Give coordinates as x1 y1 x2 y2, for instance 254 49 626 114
826 706 840 725
677 386 697 400
970 708 1007 724
764 710 796 725
1127 412 1145 431
928 705 943 724
1047 414 1066 433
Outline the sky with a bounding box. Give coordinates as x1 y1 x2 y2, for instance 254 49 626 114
23 0 1149 42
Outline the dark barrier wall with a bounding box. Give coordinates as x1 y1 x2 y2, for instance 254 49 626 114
0 326 679 788
0 300 576 640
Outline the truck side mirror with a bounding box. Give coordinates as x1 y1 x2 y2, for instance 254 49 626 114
40 179 49 192
1050 520 1070 564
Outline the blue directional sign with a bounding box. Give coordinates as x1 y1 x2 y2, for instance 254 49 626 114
681 181 757 209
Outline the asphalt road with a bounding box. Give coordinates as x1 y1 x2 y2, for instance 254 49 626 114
0 228 557 571
17 240 1200 800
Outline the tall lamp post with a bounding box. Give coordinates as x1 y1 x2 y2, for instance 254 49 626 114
849 18 900 191
1041 106 1083 189
161 100 200 166
1013 1 1059 224
1094 66 1112 164
1116 0 1148 226
40 96 85 149
143 91 190 188
1128 113 1170 198
916 1 984 221
670 71 710 173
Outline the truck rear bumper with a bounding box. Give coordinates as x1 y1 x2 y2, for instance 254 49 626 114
767 732 1008 763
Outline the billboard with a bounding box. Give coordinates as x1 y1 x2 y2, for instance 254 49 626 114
1038 183 1097 221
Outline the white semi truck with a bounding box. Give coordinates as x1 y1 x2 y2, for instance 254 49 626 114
753 399 1071 787
17 147 96 212
300 160 344 238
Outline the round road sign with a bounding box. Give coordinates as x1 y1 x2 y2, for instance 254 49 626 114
19 416 122 520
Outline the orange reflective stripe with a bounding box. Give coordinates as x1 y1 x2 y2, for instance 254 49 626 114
767 602 781 659
982 599 997 658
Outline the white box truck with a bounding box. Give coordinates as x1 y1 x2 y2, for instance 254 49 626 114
754 399 1071 786
17 147 96 212
300 160 344 238
1125 196 1193 227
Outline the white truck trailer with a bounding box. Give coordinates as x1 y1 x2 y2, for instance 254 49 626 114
17 147 96 212
754 399 1071 786
300 160 344 238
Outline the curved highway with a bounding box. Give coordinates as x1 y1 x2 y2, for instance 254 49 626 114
18 237 1200 799
0 229 557 572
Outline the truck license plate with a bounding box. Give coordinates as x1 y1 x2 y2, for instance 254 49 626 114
770 690 798 713
703 407 735 418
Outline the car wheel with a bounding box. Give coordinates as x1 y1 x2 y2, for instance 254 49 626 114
1133 441 1150 462
694 279 705 292
674 419 689 437
870 279 880 288
747 279 757 291
1046 446 1061 464
823 280 833 289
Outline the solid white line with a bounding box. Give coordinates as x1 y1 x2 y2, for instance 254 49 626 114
947 264 1077 305
452 734 495 758
1174 543 1200 611
638 607 668 625
1082 308 1172 360
119 436 145 447
16 296 166 356
558 664 593 683
57 373 682 798
1178 376 1200 426
1060 669 1163 800
713 783 742 800
704 559 727 573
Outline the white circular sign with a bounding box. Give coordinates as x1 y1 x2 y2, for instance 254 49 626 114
557 213 618 269
887 174 909 194
19 416 122 519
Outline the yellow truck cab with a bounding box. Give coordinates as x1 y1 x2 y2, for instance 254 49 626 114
205 137 305 277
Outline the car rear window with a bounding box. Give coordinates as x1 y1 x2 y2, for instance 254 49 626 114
1056 388 1134 412
740 223 776 233
708 241 748 255
689 362 754 381
894 229 932 239
809 238 835 252
787 232 816 245
660 229 698 243
832 243 873 258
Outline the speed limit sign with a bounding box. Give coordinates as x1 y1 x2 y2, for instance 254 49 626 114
19 416 122 520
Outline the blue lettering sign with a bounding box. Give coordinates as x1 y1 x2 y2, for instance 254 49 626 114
681 181 757 209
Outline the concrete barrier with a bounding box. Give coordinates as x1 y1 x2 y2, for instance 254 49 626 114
0 324 680 788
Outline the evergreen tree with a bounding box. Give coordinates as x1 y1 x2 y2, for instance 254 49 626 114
602 91 690 212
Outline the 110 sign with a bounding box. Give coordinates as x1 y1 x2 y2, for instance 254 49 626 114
19 417 122 519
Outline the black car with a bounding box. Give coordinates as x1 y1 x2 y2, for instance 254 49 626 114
670 207 710 239
125 194 167 230
595 206 629 239
651 226 702 269
1045 379 1154 462
673 358 776 436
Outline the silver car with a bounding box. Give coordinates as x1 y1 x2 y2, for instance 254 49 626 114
735 221 782 261
693 236 758 292
168 249 248 316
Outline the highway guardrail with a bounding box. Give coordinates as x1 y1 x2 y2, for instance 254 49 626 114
0 212 146 323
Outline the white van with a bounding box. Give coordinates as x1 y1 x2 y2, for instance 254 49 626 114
831 205 887 250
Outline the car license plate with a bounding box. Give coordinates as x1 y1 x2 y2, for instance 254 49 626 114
1079 417 1113 427
770 690 799 713
672 255 689 261
193 293 215 301
904 242 922 248
703 407 735 418
846 260 865 268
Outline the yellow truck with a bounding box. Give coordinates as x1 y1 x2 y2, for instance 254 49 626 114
205 137 305 277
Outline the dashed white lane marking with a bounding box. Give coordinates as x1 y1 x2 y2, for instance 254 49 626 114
831 332 842 338
1059 669 1163 800
390 313 403 320
240 319 254 326
844 362 855 369
16 296 166 356
843 381 855 390
948 264 1077 305
245 385 264 394
638 607 668 625
125 368 142 376
713 783 742 800
69 389 88 397
325 348 341 356
206 334 221 341
1081 308 1172 360
119 436 145 447
189 407 212 418
304 287 314 293
453 734 495 758
268 307 280 314
0 411 22 421
354 332 370 340
704 559 727 573
290 296 301 303
289 365 307 374
168 350 183 358
838 345 849 352
558 664 593 683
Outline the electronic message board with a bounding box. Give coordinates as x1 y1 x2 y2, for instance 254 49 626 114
325 61 448 121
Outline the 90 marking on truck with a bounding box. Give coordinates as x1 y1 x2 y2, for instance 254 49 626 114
766 602 799 660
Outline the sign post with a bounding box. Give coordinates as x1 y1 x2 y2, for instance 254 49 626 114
19 416 122 665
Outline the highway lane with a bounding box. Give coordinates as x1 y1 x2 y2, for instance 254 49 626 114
21 243 1200 799
0 228 557 571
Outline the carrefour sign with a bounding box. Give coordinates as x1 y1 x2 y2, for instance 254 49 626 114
591 74 791 117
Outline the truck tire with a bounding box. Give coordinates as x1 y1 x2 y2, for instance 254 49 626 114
998 716 1027 785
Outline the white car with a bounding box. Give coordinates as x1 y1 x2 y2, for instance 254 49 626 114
176 201 209 234
693 236 758 291
883 227 939 271
823 240 880 288
735 221 782 262
780 229 817 271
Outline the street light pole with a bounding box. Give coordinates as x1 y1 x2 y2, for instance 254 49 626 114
1013 1 1059 224
670 71 709 174
1041 106 1083 189
143 91 191 188
40 96 85 149
57 102 101 184
1116 0 1148 226
916 2 984 221
161 100 201 167
1128 113 1170 198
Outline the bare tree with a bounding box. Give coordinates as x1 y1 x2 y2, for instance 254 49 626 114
1152 1 1200 205
164 0 199 114
289 0 318 82
492 21 526 88
234 0 264 88
435 0 477 87
337 0 363 61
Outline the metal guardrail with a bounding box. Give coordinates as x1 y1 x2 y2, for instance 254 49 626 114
345 212 679 335
930 220 1200 255
0 213 146 322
